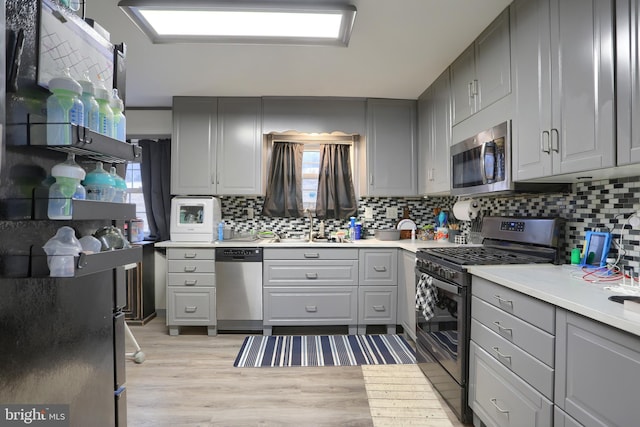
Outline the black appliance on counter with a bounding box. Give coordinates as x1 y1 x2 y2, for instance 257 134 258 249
414 216 564 423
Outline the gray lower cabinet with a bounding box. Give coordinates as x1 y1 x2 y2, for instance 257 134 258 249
469 341 553 427
358 249 398 334
397 250 416 341
262 248 358 335
470 276 555 427
554 407 582 427
555 309 640 427
166 248 217 336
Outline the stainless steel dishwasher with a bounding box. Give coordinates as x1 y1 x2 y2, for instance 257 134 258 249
215 247 263 332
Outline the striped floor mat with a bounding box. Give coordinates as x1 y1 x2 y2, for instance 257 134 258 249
233 334 416 367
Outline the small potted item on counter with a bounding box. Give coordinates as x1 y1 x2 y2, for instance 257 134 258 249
419 224 435 240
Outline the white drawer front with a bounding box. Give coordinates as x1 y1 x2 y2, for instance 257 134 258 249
168 259 215 274
167 248 215 260
473 296 555 367
472 276 555 333
263 286 357 325
167 287 216 325
168 273 216 287
469 342 552 427
263 248 358 260
358 286 397 324
471 318 554 399
263 260 358 286
359 249 397 286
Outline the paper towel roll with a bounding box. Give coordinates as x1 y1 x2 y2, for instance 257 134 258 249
452 200 481 221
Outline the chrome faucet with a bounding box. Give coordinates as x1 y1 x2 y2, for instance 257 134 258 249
305 209 314 242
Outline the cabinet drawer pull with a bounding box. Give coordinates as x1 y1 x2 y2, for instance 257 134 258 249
492 347 512 363
305 272 318 279
304 253 320 258
373 305 386 312
305 305 318 312
183 253 197 259
184 280 198 286
373 266 387 272
490 398 509 414
184 266 197 272
185 306 197 313
493 295 513 307
493 321 513 336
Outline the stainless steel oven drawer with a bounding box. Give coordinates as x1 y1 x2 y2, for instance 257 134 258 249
472 276 555 334
471 318 554 399
472 296 554 367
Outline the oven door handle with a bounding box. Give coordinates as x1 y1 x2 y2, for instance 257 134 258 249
416 269 462 295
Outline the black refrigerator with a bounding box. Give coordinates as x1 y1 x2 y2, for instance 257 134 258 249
0 1 139 426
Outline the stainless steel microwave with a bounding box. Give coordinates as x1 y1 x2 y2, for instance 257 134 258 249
450 121 510 196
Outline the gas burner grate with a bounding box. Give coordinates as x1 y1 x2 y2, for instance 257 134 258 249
417 247 550 265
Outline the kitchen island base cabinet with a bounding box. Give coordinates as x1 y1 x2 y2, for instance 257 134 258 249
555 309 640 427
469 341 553 427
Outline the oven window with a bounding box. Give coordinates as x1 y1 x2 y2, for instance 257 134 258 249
417 288 460 370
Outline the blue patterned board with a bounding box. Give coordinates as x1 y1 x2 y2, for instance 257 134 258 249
234 334 416 368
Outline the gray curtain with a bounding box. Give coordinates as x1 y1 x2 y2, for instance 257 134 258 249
262 142 304 217
139 139 171 241
315 143 357 219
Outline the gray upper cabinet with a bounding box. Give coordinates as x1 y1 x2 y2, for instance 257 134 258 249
555 308 640 427
451 8 511 125
616 0 640 165
262 97 366 135
365 99 418 196
418 69 451 195
512 0 615 180
171 97 263 196
216 98 262 195
172 97 217 195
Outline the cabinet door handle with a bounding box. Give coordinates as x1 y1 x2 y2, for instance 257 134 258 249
183 253 197 258
369 174 374 185
211 173 216 184
492 347 512 363
493 321 513 336
468 82 474 100
305 305 318 312
472 79 479 97
305 272 318 279
184 279 198 286
490 398 509 414
551 128 560 152
373 266 387 272
541 131 551 153
493 295 513 308
304 253 320 259
185 306 197 313
373 305 386 312
184 266 197 272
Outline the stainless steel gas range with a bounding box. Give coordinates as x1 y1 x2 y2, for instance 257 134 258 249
414 216 564 424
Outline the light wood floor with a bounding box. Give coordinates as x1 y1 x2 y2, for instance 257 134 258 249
125 318 467 427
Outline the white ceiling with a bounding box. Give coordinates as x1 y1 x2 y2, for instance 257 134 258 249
84 0 513 108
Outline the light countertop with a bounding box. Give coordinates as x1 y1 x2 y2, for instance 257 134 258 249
467 264 640 337
155 238 457 253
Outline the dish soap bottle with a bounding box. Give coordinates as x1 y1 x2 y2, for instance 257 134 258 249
218 221 225 241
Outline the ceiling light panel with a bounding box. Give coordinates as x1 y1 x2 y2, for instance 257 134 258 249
118 1 357 46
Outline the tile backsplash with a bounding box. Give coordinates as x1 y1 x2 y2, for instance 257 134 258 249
220 175 640 268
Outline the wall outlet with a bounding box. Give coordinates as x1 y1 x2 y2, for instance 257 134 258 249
364 207 374 219
247 207 254 219
386 207 398 219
